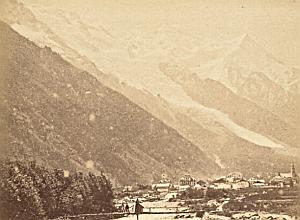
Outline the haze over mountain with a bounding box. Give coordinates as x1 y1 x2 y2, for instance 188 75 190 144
0 20 223 185
1 0 299 181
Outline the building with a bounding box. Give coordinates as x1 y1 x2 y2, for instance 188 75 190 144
232 180 250 189
279 163 298 178
179 174 196 187
152 178 172 192
248 178 266 187
152 182 171 192
209 174 249 189
210 178 232 189
269 176 294 188
269 163 298 188
123 185 134 192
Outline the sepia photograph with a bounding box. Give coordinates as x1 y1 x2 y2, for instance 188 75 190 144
0 0 299 219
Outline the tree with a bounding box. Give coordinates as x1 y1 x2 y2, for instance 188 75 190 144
86 172 114 213
0 160 46 220
59 172 91 215
0 159 115 219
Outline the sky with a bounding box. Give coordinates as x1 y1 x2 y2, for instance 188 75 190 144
22 0 299 67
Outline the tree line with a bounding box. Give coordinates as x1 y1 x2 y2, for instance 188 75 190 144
0 159 114 220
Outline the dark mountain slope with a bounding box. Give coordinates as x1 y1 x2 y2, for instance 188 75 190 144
0 21 219 184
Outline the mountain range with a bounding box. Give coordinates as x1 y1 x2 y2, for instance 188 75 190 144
0 20 222 185
0 0 299 183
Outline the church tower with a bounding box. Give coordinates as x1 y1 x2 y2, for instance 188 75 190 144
291 163 297 178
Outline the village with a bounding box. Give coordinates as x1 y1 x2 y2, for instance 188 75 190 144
113 163 299 219
151 163 298 192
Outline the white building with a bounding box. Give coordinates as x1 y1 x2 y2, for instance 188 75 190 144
179 174 196 187
210 175 249 189
210 178 232 189
232 180 250 189
152 183 171 192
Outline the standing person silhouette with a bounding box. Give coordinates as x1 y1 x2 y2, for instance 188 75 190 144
125 203 129 213
135 198 144 220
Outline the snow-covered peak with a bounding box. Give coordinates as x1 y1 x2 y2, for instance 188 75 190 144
3 2 295 154
196 33 299 93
